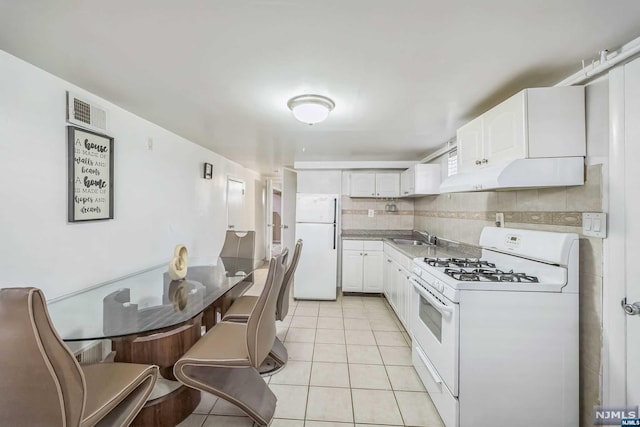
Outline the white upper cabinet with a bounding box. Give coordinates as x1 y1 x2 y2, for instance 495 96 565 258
482 91 527 165
457 87 585 174
400 168 415 195
375 173 400 197
350 173 376 197
350 172 400 198
457 118 484 172
400 164 440 197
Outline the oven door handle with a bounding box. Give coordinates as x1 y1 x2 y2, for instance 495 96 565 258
411 278 453 314
415 344 443 386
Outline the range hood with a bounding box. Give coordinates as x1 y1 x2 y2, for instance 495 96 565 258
439 157 584 193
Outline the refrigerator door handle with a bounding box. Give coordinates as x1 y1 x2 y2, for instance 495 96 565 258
333 223 337 250
333 198 337 223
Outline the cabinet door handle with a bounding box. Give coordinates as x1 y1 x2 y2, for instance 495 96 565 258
364 253 368 256
387 259 392 263
475 160 481 165
482 159 488 164
360 253 363 255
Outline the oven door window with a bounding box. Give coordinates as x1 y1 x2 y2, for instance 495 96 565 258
418 293 443 342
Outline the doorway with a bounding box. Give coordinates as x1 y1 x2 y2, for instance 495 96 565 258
265 178 282 258
227 177 245 230
271 189 282 256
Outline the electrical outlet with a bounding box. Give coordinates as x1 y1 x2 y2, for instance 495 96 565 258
368 209 375 218
496 212 505 227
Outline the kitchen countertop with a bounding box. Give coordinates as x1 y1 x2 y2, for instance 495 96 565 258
341 230 413 241
341 229 481 260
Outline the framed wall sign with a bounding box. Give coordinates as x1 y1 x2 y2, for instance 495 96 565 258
203 162 213 179
67 126 114 222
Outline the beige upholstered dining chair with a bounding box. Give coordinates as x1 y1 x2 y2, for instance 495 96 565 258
173 251 287 426
219 230 256 259
222 240 302 373
0 287 158 427
224 239 303 322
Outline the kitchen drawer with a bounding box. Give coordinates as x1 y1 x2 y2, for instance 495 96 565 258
383 243 413 270
343 240 364 250
363 241 383 251
413 343 458 427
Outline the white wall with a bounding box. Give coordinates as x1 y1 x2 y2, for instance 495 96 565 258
0 50 262 300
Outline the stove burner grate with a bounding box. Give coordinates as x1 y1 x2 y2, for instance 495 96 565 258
443 268 539 283
424 257 496 269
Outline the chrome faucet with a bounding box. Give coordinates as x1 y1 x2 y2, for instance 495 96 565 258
414 230 437 245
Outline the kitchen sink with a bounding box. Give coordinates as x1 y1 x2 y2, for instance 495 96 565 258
392 238 430 246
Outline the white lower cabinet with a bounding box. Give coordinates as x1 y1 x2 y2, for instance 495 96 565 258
342 240 383 293
383 243 412 329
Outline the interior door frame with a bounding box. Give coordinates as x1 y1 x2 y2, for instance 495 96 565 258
602 65 628 407
226 176 246 230
265 178 274 259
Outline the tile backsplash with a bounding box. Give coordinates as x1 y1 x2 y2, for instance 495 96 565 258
341 196 414 230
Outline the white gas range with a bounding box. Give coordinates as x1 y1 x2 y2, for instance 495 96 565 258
409 227 579 427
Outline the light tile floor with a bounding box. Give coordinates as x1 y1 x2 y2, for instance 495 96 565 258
178 271 444 427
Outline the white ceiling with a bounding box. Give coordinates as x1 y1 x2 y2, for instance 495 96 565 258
2 1 640 174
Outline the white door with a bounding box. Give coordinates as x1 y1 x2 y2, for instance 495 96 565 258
375 173 400 197
363 251 383 292
265 179 274 258
342 250 363 292
482 90 527 166
624 58 640 405
227 177 245 230
456 117 484 173
282 169 297 255
350 173 376 197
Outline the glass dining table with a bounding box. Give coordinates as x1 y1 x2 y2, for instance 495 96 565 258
47 256 264 427
48 257 262 341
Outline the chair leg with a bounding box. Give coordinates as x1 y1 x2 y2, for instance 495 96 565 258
259 337 288 375
179 365 276 426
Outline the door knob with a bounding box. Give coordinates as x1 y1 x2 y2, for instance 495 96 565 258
622 298 640 316
282 225 289 229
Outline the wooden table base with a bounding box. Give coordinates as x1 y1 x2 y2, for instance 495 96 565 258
132 385 200 427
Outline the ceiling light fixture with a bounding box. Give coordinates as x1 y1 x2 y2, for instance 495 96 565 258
287 94 335 125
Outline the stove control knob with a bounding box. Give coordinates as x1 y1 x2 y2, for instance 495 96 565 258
433 280 443 292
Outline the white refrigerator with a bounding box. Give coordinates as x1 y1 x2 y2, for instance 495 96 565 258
294 194 338 300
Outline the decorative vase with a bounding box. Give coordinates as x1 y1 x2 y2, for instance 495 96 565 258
168 244 188 280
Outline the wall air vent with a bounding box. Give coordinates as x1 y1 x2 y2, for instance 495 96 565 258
66 91 108 132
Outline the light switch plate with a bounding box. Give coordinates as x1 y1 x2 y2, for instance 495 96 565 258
583 212 607 238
